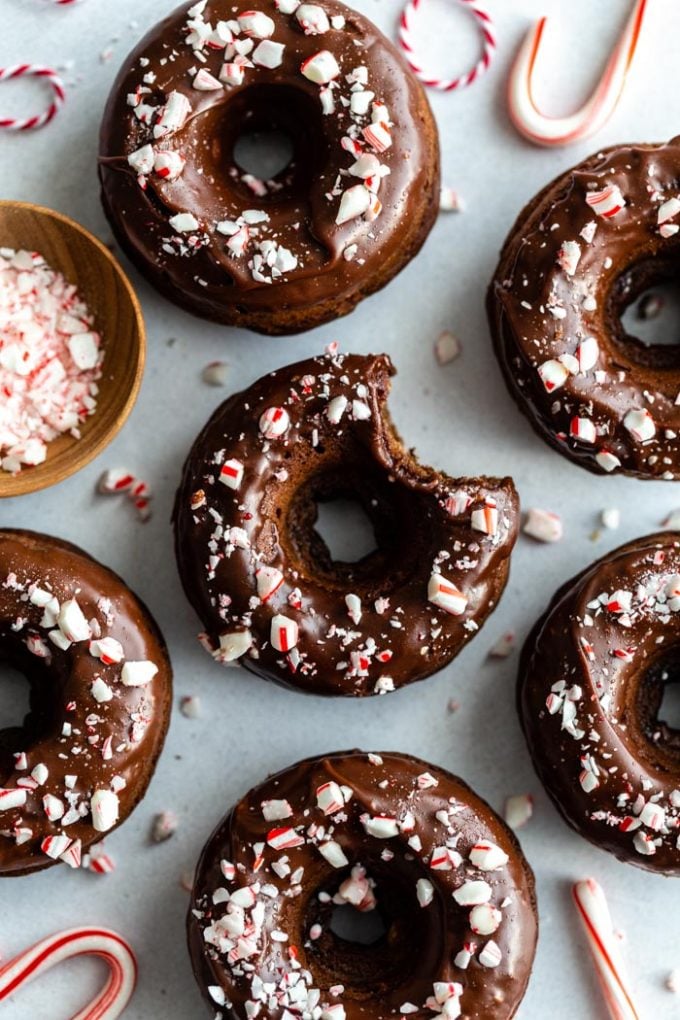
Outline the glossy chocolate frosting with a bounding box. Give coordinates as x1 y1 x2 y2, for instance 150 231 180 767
98 0 439 334
519 533 680 875
0 530 172 876
173 351 519 696
188 750 538 1019
488 139 680 479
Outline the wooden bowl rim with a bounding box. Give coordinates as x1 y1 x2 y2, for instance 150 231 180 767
0 200 146 499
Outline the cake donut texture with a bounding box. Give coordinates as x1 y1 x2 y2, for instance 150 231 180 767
188 750 538 1019
173 351 519 696
0 530 172 876
519 533 680 874
99 0 440 335
488 139 680 480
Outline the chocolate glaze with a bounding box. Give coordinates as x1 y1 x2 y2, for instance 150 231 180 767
519 533 680 875
0 530 172 876
173 351 519 696
488 139 680 479
98 0 439 335
188 750 538 1019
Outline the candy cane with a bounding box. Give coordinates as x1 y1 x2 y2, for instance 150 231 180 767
508 0 648 146
572 879 641 1020
0 927 137 1019
0 65 65 131
398 0 496 92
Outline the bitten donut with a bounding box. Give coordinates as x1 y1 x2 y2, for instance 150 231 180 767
98 0 440 335
174 350 519 696
188 750 538 1019
519 533 680 875
488 139 680 480
0 530 172 876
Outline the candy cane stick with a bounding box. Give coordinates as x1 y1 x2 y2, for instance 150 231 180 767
572 879 641 1020
0 65 65 131
398 0 496 92
0 927 137 1020
508 0 649 147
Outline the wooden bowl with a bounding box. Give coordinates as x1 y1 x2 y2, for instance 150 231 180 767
0 201 145 498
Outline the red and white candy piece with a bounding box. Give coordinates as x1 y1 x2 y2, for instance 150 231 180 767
301 50 340 84
270 614 298 653
259 406 290 439
0 64 65 131
573 878 641 1020
398 0 496 92
98 469 152 521
586 185 626 218
0 927 137 1019
508 0 649 147
523 508 563 543
219 458 244 490
428 573 467 616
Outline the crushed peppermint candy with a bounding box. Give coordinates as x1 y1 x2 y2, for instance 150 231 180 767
523 508 563 543
0 249 103 474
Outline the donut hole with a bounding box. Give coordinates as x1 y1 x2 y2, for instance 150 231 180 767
284 461 435 593
329 902 388 945
635 649 680 759
233 128 295 183
314 498 379 564
609 259 680 369
304 861 444 994
194 84 329 202
0 647 55 770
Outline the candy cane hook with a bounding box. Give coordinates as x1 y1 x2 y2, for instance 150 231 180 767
0 927 137 1019
398 0 496 92
508 0 649 146
572 879 641 1020
0 65 66 131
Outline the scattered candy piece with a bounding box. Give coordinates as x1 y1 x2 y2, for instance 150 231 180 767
488 632 515 659
523 508 563 543
439 187 463 212
97 469 152 522
573 878 640 1020
601 508 620 530
504 794 533 830
202 361 229 386
179 695 201 719
434 331 461 365
150 811 178 843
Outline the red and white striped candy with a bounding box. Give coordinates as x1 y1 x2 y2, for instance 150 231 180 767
523 508 563 544
267 826 305 850
573 879 641 1020
508 0 649 147
316 781 345 815
0 927 137 1019
238 10 275 38
586 185 626 218
219 458 244 490
471 502 498 537
256 565 284 602
300 50 340 84
259 406 290 439
270 614 298 653
398 0 496 93
570 417 597 444
428 573 467 616
623 408 656 442
0 65 65 131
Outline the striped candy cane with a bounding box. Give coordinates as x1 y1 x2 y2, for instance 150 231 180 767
572 879 641 1020
0 927 137 1019
398 0 496 92
508 0 649 146
0 64 65 131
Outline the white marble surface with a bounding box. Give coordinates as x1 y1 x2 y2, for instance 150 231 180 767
1 0 680 1016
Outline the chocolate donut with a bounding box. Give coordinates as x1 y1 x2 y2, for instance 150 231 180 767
173 350 519 696
188 750 538 1019
487 139 680 480
98 0 439 335
0 530 172 876
519 532 680 875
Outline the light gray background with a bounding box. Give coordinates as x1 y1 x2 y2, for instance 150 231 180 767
1 0 679 1016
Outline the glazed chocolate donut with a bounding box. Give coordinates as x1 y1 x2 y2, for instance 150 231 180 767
0 530 172 876
173 351 519 696
519 532 680 875
188 750 538 1019
488 139 680 480
99 0 439 335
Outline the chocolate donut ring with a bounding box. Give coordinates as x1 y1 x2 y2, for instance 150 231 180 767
519 532 680 874
188 750 538 1019
99 0 439 335
173 351 519 696
0 530 172 876
488 139 680 480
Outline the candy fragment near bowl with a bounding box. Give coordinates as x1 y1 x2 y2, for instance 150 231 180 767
0 200 145 498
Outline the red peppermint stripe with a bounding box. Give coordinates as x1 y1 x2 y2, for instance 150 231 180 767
398 0 496 93
0 927 137 1019
0 64 66 131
